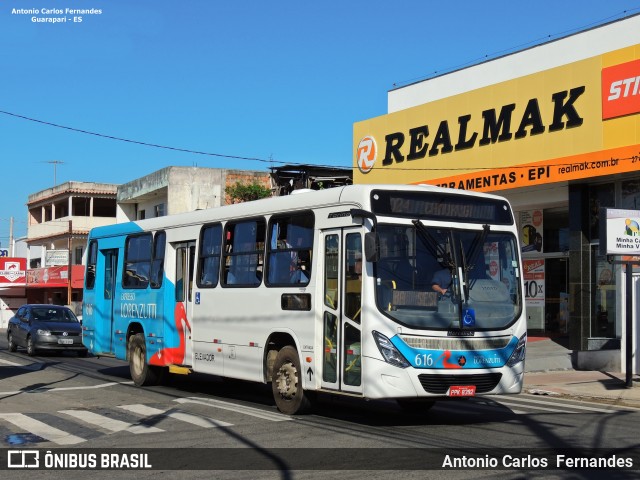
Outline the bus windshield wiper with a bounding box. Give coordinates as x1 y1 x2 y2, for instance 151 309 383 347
411 219 454 268
465 224 490 274
464 224 490 291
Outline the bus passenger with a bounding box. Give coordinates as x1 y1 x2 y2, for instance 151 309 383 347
431 267 452 297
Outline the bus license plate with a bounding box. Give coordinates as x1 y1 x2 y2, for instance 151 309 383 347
448 385 476 397
58 339 73 345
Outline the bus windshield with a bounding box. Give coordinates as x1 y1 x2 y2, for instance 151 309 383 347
374 223 521 331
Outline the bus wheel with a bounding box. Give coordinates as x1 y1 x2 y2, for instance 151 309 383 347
272 346 311 415
128 333 163 386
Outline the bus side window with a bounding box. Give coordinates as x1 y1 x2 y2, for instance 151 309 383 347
123 234 152 289
198 224 222 287
267 213 314 286
224 220 265 286
85 240 98 290
150 231 166 289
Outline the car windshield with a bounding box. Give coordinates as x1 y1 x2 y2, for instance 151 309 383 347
374 223 522 331
32 307 79 324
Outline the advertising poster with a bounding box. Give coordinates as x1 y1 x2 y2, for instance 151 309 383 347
520 210 544 253
523 258 545 330
523 259 546 307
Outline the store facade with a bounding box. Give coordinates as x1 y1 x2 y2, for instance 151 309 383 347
353 15 640 362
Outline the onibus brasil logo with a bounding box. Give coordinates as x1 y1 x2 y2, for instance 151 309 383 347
356 136 377 174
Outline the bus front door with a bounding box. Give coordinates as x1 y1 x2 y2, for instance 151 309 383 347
321 228 363 395
174 242 195 366
99 249 118 354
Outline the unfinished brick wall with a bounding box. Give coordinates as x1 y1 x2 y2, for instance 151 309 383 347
224 171 272 205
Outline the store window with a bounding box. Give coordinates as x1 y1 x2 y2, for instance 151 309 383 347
591 246 617 339
542 208 569 253
621 179 640 210
588 184 615 241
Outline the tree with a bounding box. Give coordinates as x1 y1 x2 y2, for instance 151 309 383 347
225 181 272 204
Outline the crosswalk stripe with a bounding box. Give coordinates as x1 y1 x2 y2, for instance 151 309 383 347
491 395 617 413
0 413 85 445
495 400 573 413
519 393 640 411
0 358 23 366
118 404 233 428
59 409 164 434
176 397 292 422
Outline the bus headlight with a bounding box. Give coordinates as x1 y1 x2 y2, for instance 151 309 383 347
373 331 410 369
506 332 527 367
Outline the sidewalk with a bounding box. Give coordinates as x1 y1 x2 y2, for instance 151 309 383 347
524 336 640 408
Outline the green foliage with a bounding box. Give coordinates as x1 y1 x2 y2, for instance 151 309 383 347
225 181 272 203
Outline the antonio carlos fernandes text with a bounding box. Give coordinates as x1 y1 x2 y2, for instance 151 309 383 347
442 454 634 469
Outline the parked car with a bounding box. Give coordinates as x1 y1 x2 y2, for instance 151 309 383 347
6 304 88 357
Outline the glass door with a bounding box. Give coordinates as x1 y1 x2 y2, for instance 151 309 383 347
175 242 196 366
321 228 363 395
102 249 118 354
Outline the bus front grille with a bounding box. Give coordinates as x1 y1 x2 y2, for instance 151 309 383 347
417 373 502 394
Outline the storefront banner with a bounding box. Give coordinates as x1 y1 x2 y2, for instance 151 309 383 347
523 259 545 308
602 58 640 120
600 208 640 255
27 265 85 289
45 249 70 267
519 210 543 253
0 258 27 286
353 45 640 190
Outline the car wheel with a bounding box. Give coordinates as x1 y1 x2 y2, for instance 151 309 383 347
7 332 17 352
26 336 37 357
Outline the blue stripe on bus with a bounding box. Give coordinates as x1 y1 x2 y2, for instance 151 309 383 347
89 221 145 237
391 335 518 369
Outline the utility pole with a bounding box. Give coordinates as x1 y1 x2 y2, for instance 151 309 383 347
9 216 13 256
67 220 72 305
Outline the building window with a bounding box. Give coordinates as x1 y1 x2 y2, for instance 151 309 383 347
138 209 146 220
542 209 569 253
154 204 165 217
621 178 640 209
74 246 84 265
588 184 615 241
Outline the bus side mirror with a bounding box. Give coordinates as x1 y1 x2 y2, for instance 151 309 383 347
364 232 379 262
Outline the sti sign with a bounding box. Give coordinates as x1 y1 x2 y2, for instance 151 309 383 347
600 208 640 256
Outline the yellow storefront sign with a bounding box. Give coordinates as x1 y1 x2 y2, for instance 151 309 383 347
353 45 640 191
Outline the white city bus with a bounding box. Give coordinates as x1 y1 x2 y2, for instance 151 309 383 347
82 184 526 414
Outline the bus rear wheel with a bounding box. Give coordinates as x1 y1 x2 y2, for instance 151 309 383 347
128 333 163 386
271 346 311 415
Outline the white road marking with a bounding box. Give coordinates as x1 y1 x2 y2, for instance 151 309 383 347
118 404 233 428
59 409 164 434
0 413 85 445
176 397 291 422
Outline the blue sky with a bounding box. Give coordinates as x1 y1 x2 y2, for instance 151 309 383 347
1 0 639 245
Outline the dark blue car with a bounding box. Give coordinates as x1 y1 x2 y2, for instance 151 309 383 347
6 304 88 357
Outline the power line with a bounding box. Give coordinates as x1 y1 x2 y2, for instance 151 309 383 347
0 110 293 166
2 109 638 174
